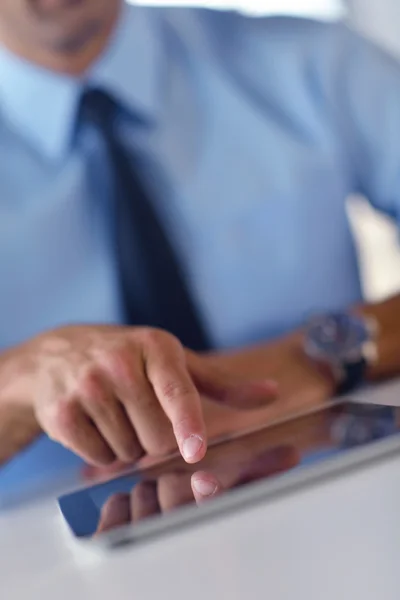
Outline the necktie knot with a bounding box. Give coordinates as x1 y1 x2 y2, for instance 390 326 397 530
79 88 117 129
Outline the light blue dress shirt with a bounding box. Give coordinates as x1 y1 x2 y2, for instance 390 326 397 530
1 3 400 494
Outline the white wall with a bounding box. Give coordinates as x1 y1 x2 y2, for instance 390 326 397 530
129 0 344 18
344 0 400 301
349 0 400 58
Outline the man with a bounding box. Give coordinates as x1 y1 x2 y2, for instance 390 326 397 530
1 0 400 487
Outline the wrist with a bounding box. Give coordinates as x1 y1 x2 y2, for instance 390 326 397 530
0 345 36 411
356 300 398 381
0 347 41 465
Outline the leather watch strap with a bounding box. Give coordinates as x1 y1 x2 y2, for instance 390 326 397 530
337 358 368 396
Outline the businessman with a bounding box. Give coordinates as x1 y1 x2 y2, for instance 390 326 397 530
1 0 400 482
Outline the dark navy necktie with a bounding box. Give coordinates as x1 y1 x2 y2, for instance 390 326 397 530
80 89 210 351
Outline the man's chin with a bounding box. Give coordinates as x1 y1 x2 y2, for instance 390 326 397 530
46 18 103 54
32 0 88 13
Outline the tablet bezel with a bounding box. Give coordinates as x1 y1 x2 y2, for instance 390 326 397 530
58 398 400 549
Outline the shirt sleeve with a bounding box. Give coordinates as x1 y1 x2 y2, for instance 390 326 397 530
321 23 400 221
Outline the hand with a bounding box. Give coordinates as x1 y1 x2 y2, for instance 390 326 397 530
95 444 299 534
199 332 336 439
6 325 276 466
82 331 332 479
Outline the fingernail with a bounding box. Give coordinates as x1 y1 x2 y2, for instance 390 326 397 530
192 477 217 497
182 434 204 462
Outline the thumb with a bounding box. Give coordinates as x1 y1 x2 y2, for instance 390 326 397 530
187 353 278 410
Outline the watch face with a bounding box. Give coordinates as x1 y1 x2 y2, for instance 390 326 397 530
305 313 369 362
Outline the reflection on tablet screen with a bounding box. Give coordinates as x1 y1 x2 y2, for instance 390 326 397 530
59 401 399 539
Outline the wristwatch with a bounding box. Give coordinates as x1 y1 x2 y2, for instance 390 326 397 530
304 311 379 396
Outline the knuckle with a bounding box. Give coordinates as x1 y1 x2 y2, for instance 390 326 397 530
49 399 78 436
79 370 103 401
161 380 194 404
100 347 135 386
139 328 177 350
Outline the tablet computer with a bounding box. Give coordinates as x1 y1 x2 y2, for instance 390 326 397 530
58 398 400 548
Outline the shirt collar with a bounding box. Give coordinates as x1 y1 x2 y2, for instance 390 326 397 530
90 3 160 124
0 3 160 161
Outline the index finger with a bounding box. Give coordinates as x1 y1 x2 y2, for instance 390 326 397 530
144 336 207 464
191 471 222 504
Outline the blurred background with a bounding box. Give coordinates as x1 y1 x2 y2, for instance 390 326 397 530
128 0 400 303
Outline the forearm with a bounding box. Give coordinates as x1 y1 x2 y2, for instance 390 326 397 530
0 347 41 466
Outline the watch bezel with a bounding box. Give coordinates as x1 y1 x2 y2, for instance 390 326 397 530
304 312 378 366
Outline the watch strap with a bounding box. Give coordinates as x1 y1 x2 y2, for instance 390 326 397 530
337 358 368 396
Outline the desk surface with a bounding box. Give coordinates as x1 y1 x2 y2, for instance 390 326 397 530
2 382 400 600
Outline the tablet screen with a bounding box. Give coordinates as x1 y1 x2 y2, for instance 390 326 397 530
58 400 399 540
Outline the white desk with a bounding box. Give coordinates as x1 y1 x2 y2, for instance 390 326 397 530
2 382 400 600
